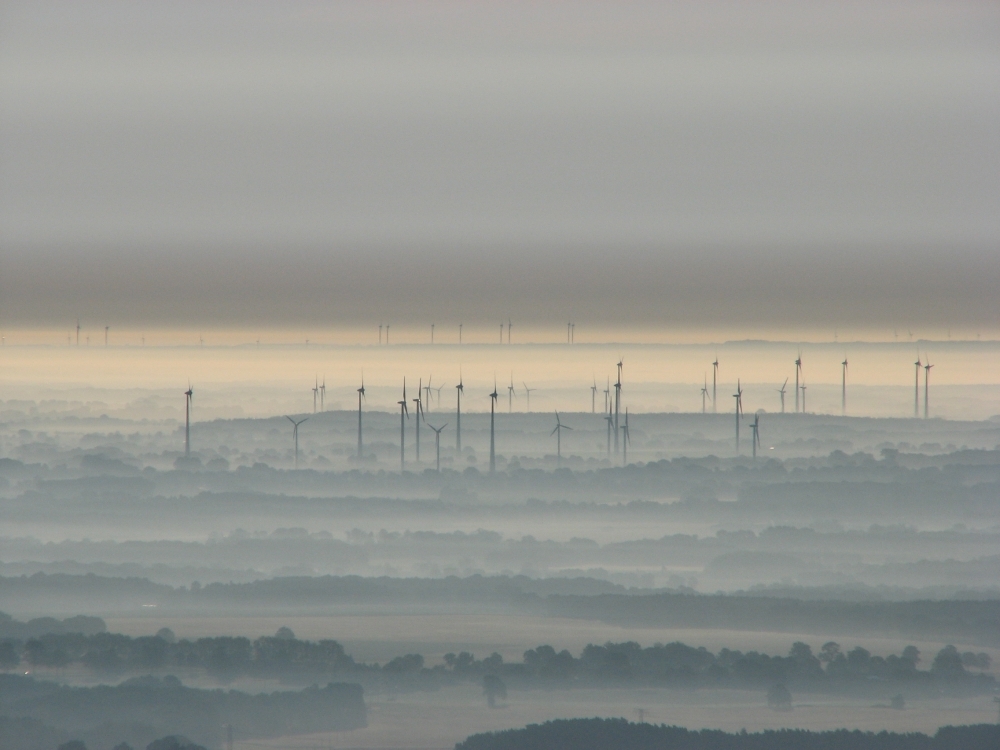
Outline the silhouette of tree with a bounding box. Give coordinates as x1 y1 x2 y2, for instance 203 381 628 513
483 674 507 708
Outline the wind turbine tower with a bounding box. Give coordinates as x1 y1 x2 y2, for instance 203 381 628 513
777 378 788 413
507 374 516 413
523 383 535 412
733 380 743 455
914 354 922 418
184 384 193 456
751 414 760 460
356 376 366 459
413 378 424 462
285 416 308 470
841 357 848 415
712 358 719 413
621 409 631 466
312 378 319 414
551 412 572 466
614 360 623 454
604 402 613 458
455 377 464 452
794 354 803 413
701 376 709 414
76 319 81 346
398 380 409 470
489 381 499 473
428 423 447 472
591 378 598 413
924 359 933 419
320 379 326 412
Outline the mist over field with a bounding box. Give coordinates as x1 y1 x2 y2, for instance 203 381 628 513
2 1 1000 749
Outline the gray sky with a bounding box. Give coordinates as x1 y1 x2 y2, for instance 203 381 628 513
1 1 998 332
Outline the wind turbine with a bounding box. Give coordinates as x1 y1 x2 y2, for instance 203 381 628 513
712 358 719 413
551 412 572 466
523 382 535 412
312 377 319 414
794 353 803 413
508 374 516 413
621 409 631 466
604 403 613 458
800 381 807 413
733 380 743 455
751 413 761 460
413 378 425 462
914 354 922 418
184 384 194 457
777 378 788 413
424 377 434 412
701 375 709 414
603 377 610 413
924 358 933 419
398 380 409 470
591 378 598 413
614 360 623 454
434 382 446 405
455 375 464 452
356 375 366 459
76 319 81 346
285 416 308 470
507 319 512 344
841 357 848 415
320 379 326 412
489 380 499 474
428 423 448 472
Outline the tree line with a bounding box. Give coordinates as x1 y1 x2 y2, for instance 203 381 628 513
455 718 1000 750
3 629 993 694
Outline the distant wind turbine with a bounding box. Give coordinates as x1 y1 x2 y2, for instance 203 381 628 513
455 375 464 452
603 377 610 414
312 377 319 414
413 378 425 462
356 375 366 459
800 381 807 413
794 353 803 413
551 412 572 466
507 319 512 344
712 358 719 413
777 378 788 414
924 358 933 419
614 360 623 454
424 377 434 412
733 380 744 455
591 378 598 414
751 413 761 460
508 374 516 413
320 379 326 412
621 409 631 466
701 375 709 414
76 319 81 346
398 379 409 470
841 357 848 415
184 384 194 456
604 403 613 458
285 416 308 470
522 382 535 412
428 423 448 472
489 380 499 474
914 354 922 418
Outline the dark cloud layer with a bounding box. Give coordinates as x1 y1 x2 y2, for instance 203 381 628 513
1 2 998 330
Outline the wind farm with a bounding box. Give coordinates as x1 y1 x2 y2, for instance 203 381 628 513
2 3 998 747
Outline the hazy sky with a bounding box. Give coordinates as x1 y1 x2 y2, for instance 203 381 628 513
1 1 998 332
